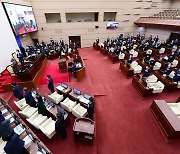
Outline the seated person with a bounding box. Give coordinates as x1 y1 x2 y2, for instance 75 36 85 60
149 58 156 66
127 55 133 66
163 64 172 76
167 54 176 63
23 87 36 107
3 134 25 154
142 66 151 78
0 119 14 141
144 53 151 64
173 69 180 82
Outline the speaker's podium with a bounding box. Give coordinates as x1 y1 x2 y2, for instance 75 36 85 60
58 58 67 72
73 118 95 143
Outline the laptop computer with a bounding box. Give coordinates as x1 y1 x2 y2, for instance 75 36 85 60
73 88 81 95
83 93 91 100
61 82 68 89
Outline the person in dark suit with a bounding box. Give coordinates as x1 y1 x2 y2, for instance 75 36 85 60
36 94 47 116
11 82 24 100
173 70 180 82
0 119 14 141
16 49 24 65
23 87 36 107
11 59 19 75
167 54 176 63
144 53 151 64
142 66 151 78
127 55 133 66
55 113 67 139
47 75 55 93
96 37 99 45
87 97 95 120
163 64 172 76
3 134 26 154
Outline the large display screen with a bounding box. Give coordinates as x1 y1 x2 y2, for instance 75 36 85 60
3 3 38 35
106 22 118 30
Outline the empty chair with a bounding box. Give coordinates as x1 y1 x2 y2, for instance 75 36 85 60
153 62 161 70
18 105 38 118
118 52 125 60
159 47 165 54
129 49 138 58
26 112 48 129
72 103 87 118
48 92 63 104
38 117 56 139
132 65 142 74
60 98 76 112
130 61 138 68
146 75 158 87
14 98 28 110
171 59 178 67
149 81 165 94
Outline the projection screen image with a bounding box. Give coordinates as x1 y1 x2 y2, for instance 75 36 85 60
4 3 38 35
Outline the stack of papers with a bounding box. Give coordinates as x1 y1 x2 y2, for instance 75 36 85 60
5 114 12 120
1 109 8 114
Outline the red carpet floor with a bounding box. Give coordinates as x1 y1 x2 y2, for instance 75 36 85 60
39 60 69 85
0 47 180 154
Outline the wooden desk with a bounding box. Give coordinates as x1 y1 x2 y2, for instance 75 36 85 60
56 85 72 97
73 118 95 142
154 71 177 93
150 100 180 140
48 52 59 60
100 47 108 56
119 61 134 78
58 58 67 72
108 52 119 63
93 44 100 51
132 75 153 98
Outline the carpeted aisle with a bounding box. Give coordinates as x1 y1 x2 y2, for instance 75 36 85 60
39 59 69 85
0 47 179 154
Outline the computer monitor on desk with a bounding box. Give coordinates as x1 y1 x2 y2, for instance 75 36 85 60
73 88 81 95
61 82 68 89
83 93 91 100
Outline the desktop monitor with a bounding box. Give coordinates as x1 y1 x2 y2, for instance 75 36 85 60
83 93 91 100
61 82 68 89
56 105 64 114
73 88 81 95
3 2 38 36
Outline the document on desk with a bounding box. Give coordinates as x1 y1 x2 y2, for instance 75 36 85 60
1 109 8 114
23 135 33 149
46 105 52 110
5 114 12 120
56 86 64 91
14 124 25 135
